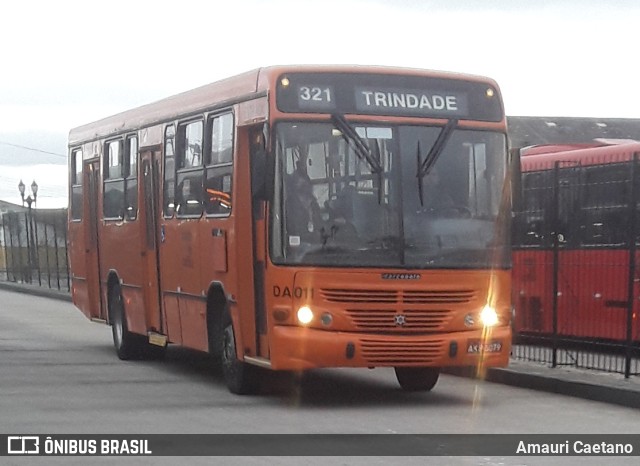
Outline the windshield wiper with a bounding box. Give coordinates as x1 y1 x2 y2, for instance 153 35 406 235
331 113 383 174
331 113 384 204
416 119 458 206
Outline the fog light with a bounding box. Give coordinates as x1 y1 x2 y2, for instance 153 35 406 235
297 306 314 325
480 305 499 327
320 313 333 326
464 314 475 327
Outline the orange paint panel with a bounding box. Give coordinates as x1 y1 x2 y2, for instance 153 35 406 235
71 278 91 320
120 286 146 335
163 294 182 345
178 296 208 352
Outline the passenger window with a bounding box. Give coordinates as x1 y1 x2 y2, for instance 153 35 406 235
71 148 83 221
176 120 204 217
104 139 125 219
205 113 234 216
125 135 138 220
163 125 176 217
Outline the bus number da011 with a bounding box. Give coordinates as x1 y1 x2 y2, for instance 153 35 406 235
273 285 315 299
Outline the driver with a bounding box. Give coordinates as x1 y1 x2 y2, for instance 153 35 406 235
286 169 322 242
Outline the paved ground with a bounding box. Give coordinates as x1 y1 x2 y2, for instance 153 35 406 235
1 279 639 410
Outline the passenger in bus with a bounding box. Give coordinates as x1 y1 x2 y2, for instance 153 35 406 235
286 170 322 242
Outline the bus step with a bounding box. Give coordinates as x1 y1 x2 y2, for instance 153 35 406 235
244 356 272 368
148 332 168 347
90 318 108 324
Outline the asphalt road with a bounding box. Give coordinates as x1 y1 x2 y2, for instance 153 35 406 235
1 289 639 466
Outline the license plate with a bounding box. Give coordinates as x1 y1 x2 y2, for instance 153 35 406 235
467 340 502 354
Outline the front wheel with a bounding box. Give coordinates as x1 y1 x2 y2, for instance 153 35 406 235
221 310 259 395
394 367 440 391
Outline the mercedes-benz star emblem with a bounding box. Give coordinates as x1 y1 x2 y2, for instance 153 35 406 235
394 315 407 326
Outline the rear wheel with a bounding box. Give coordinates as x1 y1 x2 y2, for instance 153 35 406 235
394 367 440 391
109 285 166 360
109 285 144 360
221 309 259 395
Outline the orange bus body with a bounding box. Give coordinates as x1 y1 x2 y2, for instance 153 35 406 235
68 66 512 393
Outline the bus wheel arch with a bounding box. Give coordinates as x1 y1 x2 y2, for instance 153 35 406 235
206 282 259 394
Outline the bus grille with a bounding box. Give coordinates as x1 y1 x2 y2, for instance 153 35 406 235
320 289 398 303
346 308 453 331
320 288 475 305
360 338 445 365
402 290 475 304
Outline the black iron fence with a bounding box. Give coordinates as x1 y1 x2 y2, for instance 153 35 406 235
512 152 640 378
0 209 69 291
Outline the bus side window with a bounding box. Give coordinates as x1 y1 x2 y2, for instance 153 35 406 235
580 164 629 246
205 113 234 216
125 135 138 220
104 139 125 219
163 125 176 217
517 171 552 247
176 120 204 217
71 148 83 221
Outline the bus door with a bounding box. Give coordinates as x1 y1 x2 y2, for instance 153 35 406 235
249 126 268 358
140 150 164 335
85 159 104 320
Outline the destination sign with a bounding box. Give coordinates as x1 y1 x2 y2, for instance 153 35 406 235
355 87 467 117
276 72 503 122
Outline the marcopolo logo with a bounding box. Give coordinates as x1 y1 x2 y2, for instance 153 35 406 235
8 436 40 455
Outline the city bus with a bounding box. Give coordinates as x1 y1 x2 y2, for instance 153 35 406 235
68 65 513 394
512 140 640 345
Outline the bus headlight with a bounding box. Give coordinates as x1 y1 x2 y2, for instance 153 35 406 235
480 305 499 327
297 306 314 325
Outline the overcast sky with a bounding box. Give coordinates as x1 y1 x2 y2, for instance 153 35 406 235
1 0 639 207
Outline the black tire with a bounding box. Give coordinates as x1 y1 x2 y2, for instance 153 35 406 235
221 309 259 395
394 367 440 392
109 285 145 360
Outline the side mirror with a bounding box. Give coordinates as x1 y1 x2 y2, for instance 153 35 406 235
250 124 272 201
251 149 267 200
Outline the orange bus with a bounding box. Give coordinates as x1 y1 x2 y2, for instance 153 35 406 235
68 65 513 394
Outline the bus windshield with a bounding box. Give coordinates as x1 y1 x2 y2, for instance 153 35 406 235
271 121 509 269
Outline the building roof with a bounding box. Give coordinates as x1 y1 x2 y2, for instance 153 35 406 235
508 116 640 148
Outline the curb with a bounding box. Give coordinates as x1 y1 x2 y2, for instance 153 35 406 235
0 281 71 302
446 365 640 410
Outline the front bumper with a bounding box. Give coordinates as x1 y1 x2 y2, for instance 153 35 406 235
266 325 511 371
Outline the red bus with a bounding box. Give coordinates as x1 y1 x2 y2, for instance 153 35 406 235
68 65 513 394
513 140 640 344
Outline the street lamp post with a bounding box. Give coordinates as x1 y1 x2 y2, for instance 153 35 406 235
17 180 38 283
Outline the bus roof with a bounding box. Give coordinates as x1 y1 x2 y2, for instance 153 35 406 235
68 65 501 146
521 139 640 170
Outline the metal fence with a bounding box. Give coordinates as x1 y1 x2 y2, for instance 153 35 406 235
512 153 640 378
0 209 69 291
